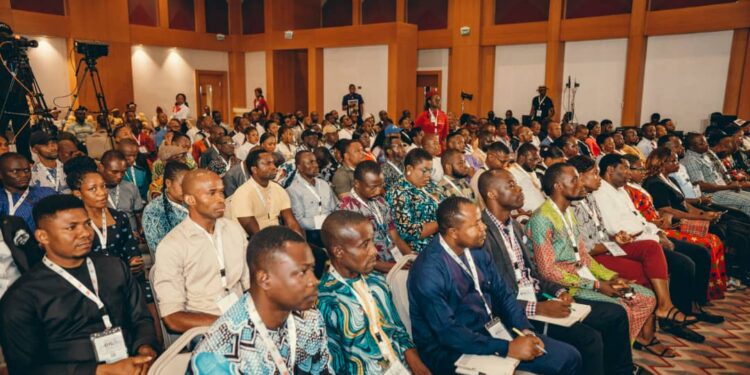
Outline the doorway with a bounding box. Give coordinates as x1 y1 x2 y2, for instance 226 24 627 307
195 70 228 118
272 49 309 113
416 70 441 116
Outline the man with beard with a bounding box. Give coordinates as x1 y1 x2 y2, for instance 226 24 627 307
29 131 69 193
317 211 430 375
232 149 304 237
438 149 475 201
415 88 449 147
0 152 56 231
637 124 658 158
286 151 338 245
298 129 320 152
190 226 333 374
621 128 646 162
509 143 546 212
0 195 157 374
409 197 581 375
153 169 249 333
381 136 406 192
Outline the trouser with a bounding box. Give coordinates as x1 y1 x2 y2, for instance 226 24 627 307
514 335 582 375
697 203 750 275
537 299 632 375
593 240 667 288
305 230 329 279
664 240 711 312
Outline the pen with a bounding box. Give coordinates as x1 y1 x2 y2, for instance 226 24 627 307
541 293 575 311
512 327 548 354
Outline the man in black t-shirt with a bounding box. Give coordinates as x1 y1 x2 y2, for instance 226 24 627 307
530 85 555 122
341 84 364 116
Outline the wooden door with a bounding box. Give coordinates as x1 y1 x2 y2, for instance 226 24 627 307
416 70 441 116
195 70 228 118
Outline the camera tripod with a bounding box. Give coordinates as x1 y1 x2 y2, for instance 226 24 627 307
66 54 115 148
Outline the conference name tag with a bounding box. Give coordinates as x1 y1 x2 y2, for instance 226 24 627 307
383 360 410 375
576 266 597 281
388 246 403 262
90 327 128 364
517 283 537 303
485 317 513 341
536 110 543 117
216 292 240 314
602 242 627 257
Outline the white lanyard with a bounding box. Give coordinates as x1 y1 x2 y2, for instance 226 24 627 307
107 185 120 209
442 176 465 198
5 188 29 216
190 220 229 292
240 163 248 180
329 267 401 366
659 174 684 198
42 257 113 329
418 186 440 204
428 108 438 125
128 166 137 189
538 95 547 106
493 217 525 282
42 163 61 191
246 296 297 375
168 199 189 214
251 179 273 219
549 201 580 262
386 161 403 176
351 190 384 226
90 209 108 250
439 236 492 317
513 164 541 189
214 146 231 170
300 178 323 214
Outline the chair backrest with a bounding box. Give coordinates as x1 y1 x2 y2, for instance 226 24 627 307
386 253 417 337
148 267 181 349
148 326 208 375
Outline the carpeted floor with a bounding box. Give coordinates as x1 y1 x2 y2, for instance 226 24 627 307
633 289 750 374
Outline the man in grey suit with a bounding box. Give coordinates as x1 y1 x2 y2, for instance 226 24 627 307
477 169 645 375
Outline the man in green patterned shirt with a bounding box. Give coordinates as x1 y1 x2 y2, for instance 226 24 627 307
318 211 431 375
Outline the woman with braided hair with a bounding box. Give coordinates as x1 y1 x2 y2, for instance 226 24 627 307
142 160 190 252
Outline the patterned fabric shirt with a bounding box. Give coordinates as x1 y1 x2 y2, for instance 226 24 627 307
149 155 198 199
30 160 69 193
339 193 397 262
0 187 56 231
190 294 333 375
682 149 727 186
141 195 188 252
437 175 475 201
381 160 404 192
386 177 445 253
317 271 414 374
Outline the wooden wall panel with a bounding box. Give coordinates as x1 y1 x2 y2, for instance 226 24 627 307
478 46 495 115
417 29 452 49
544 0 564 121
481 22 547 46
228 51 246 110
645 1 750 36
308 47 324 113
621 0 648 126
739 31 750 119
560 14 630 41
387 24 417 115
724 29 748 115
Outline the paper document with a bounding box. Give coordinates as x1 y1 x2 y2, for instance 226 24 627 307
455 354 519 375
530 303 591 327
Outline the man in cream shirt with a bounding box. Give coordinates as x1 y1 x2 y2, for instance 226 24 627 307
154 169 249 334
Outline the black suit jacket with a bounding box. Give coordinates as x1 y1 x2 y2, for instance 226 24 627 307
480 211 564 310
2 214 42 273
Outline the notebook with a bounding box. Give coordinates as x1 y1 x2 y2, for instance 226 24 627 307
530 303 591 327
455 354 520 375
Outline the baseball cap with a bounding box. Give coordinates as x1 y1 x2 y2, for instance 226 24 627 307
29 131 57 147
322 124 338 135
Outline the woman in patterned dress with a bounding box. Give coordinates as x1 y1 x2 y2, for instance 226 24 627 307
386 148 446 253
625 151 727 301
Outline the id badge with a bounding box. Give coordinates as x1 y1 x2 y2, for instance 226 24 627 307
217 292 239 314
383 360 411 375
577 266 596 281
602 242 627 256
313 214 328 230
90 327 128 364
536 110 542 117
485 317 513 341
138 146 148 154
388 246 403 262
517 283 537 303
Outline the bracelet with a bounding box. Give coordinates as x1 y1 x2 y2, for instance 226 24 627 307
593 281 600 291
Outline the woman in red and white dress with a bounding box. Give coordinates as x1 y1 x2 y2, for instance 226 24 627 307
171 93 190 120
253 87 269 117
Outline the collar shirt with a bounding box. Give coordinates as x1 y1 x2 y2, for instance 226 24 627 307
681 149 726 186
286 175 338 230
637 138 657 158
669 163 701 199
509 164 546 212
30 160 69 193
591 180 660 242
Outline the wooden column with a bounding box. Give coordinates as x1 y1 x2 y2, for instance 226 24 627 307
352 0 362 25
308 47 324 113
0 0 13 25
158 0 169 28
544 0 564 122
194 0 206 33
739 32 750 119
478 46 495 115
621 0 648 126
447 0 482 115
395 0 405 22
388 24 417 116
228 51 246 112
724 29 749 115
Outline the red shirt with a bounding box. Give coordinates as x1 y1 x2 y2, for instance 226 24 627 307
415 108 448 144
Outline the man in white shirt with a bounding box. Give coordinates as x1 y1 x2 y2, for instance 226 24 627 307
421 133 444 183
29 131 69 194
153 169 249 333
637 124 657 158
509 143 546 212
338 115 355 140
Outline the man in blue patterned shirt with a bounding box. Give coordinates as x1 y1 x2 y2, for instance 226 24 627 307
190 226 333 374
317 211 430 374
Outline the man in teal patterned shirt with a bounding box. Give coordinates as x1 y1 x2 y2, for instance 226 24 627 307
318 211 431 374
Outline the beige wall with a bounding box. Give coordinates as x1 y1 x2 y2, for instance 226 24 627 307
323 45 388 116
26 36 72 112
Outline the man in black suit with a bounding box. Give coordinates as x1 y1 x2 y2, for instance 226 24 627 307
477 169 643 375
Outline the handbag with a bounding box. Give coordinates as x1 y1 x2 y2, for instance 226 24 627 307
679 218 710 237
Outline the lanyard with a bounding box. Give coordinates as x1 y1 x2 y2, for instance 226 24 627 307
107 185 120 209
246 296 297 375
493 217 525 281
240 163 248 180
128 166 138 189
251 179 273 219
417 185 440 204
5 189 29 216
90 209 108 250
386 161 403 176
439 236 492 317
577 200 606 241
513 164 541 189
442 176 465 198
300 178 323 214
549 201 580 262
538 95 547 106
659 174 684 198
43 257 113 329
168 198 189 214
42 163 61 191
351 190 385 226
213 146 231 171
189 220 229 292
329 267 401 366
428 108 438 126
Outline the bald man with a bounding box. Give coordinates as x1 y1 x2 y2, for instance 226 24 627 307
153 169 250 333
